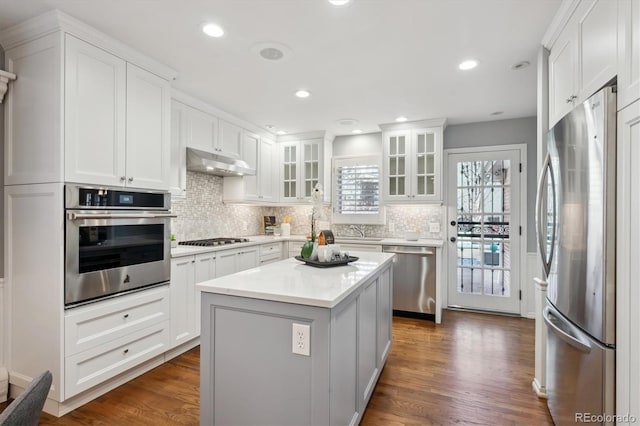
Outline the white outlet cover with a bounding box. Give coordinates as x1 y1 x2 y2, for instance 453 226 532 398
292 323 310 356
429 222 441 233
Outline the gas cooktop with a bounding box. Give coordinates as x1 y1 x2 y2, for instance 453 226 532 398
178 237 250 247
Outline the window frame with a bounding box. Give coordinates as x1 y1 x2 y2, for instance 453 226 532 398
332 154 385 225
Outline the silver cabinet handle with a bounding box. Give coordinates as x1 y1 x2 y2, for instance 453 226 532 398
120 176 126 182
543 307 591 353
384 250 434 256
67 212 177 220
128 177 134 183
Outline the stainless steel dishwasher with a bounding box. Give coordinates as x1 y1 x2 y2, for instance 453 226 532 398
383 245 436 320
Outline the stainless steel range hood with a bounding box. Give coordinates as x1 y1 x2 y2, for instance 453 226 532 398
186 147 256 177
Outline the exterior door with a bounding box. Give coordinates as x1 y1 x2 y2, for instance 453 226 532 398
446 148 522 313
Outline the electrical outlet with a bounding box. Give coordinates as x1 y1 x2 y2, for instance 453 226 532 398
389 222 395 233
429 222 441 233
292 323 310 356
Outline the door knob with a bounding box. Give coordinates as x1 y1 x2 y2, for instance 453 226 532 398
450 237 457 242
450 220 456 226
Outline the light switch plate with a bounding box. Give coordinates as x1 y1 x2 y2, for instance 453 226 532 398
429 222 441 233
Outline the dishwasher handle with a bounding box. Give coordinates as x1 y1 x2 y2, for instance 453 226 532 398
383 249 434 256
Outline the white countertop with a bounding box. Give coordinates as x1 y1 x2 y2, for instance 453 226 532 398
171 235 442 257
196 252 395 308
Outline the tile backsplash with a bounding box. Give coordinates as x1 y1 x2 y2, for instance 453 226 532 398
171 172 444 241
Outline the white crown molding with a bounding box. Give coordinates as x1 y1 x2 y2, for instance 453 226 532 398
378 117 447 131
276 130 332 142
0 70 17 104
540 0 581 49
0 9 177 81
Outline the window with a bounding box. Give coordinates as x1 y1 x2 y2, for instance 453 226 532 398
332 155 385 224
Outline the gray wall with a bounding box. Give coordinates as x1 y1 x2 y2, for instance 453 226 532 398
444 117 537 252
332 132 382 157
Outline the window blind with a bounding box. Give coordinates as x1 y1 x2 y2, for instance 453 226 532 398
335 164 380 215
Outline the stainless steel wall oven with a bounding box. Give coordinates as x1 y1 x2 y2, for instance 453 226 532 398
65 185 173 307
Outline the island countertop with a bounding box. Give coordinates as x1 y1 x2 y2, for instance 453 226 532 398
196 252 395 308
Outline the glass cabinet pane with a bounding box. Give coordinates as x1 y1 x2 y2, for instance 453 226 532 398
426 133 435 152
426 154 434 174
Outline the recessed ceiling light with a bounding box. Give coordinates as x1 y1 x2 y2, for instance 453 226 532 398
458 59 478 70
250 42 293 62
352 129 363 134
260 47 284 61
295 89 311 98
276 130 287 135
511 60 531 70
202 23 225 38
490 111 504 116
265 125 275 130
328 0 351 5
395 116 408 122
337 118 358 126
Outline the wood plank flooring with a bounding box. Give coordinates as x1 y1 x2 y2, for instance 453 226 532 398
1 310 552 425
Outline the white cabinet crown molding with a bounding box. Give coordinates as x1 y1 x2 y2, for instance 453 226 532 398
378 117 447 132
0 69 17 104
0 9 177 81
541 0 582 48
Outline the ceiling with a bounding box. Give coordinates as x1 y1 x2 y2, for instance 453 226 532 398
0 0 562 136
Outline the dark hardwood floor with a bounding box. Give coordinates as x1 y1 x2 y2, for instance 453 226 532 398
1 310 552 425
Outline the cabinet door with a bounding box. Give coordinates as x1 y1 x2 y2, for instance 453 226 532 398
616 99 640 420
357 278 378 410
377 267 392 365
65 35 127 187
241 131 260 200
216 249 237 277
383 130 410 201
259 137 276 202
170 101 187 197
412 128 440 201
301 140 321 199
187 106 218 152
170 257 196 348
618 0 640 110
237 247 259 271
195 253 216 335
125 63 171 190
218 119 242 158
549 26 578 127
576 0 617 102
280 142 300 202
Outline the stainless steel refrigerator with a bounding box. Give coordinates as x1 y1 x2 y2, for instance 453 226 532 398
536 85 616 425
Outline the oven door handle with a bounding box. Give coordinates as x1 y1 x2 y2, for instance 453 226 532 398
67 212 177 220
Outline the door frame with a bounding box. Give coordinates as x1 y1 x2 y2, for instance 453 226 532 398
441 144 527 316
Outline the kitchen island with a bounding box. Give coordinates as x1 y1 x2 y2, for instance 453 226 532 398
197 252 395 426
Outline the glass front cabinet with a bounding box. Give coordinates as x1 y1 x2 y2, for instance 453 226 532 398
279 138 329 203
382 120 445 203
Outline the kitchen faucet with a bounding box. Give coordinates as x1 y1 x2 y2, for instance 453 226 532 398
350 225 365 238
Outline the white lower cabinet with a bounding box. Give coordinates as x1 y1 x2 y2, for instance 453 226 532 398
194 253 216 335
259 242 284 265
170 257 197 348
339 243 383 253
64 286 171 398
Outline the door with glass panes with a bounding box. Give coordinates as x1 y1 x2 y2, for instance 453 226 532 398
447 148 522 314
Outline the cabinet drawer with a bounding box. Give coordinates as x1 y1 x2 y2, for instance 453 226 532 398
260 253 281 265
65 321 170 398
260 242 282 257
65 286 170 356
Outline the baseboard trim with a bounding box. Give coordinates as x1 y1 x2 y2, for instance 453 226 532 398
532 378 547 399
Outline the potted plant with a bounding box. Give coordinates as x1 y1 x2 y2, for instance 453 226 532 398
170 233 178 248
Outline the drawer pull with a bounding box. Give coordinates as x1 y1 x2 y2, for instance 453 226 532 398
123 349 129 354
123 314 129 319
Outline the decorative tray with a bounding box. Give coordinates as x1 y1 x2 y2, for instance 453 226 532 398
294 255 359 268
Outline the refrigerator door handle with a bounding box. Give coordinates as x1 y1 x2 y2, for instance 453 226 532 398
536 153 556 277
543 306 592 354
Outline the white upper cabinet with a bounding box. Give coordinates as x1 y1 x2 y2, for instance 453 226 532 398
241 131 260 199
278 139 326 203
618 0 640 110
170 101 187 197
2 19 175 189
381 121 444 203
548 0 617 126
125 63 171 190
259 137 276 202
64 35 126 187
186 107 218 153
218 119 243 158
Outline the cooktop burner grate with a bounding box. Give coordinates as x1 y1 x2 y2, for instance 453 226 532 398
178 237 250 247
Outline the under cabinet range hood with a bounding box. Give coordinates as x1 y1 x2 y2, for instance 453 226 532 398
186 147 256 177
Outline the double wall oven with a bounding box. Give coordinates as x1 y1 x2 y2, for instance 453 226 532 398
65 185 174 307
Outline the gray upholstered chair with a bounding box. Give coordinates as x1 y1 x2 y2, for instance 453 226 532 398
0 370 52 426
